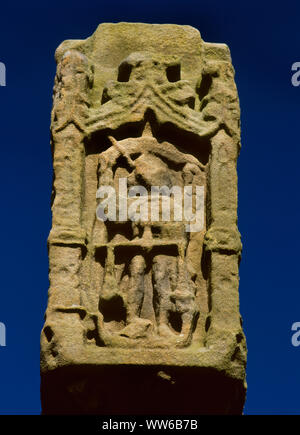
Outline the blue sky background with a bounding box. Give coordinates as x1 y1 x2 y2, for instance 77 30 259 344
0 0 299 414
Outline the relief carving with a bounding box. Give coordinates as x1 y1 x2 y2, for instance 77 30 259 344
41 23 247 415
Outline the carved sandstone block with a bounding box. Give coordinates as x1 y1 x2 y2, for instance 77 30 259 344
41 23 247 414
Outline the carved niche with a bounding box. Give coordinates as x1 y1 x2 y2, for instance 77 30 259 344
41 23 246 414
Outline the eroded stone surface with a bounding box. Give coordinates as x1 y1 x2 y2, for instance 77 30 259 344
41 22 247 414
